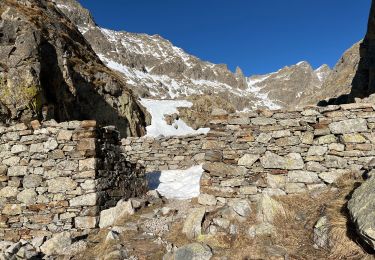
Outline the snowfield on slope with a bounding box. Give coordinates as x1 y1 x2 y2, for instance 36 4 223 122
140 98 210 137
147 165 203 200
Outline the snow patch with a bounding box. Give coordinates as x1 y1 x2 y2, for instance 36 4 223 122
246 76 282 110
55 3 72 12
315 65 330 82
147 165 204 200
140 99 210 137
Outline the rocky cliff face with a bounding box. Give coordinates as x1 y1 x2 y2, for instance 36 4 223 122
316 1 375 106
0 0 149 137
300 42 362 106
247 62 331 109
350 0 375 101
53 0 332 112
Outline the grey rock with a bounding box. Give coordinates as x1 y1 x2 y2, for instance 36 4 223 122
329 119 368 134
99 199 134 228
17 189 37 204
221 178 245 187
271 130 291 138
62 241 88 256
238 154 260 167
47 177 77 193
288 171 320 184
43 139 58 151
40 232 72 256
228 199 252 217
313 216 330 249
7 166 28 176
70 193 97 207
213 218 230 229
257 195 286 224
31 236 45 249
319 169 349 184
10 145 28 154
260 152 304 170
173 243 212 260
286 183 306 194
198 194 217 206
0 186 18 198
23 174 43 188
307 146 328 156
306 162 328 172
256 133 272 143
248 223 276 238
204 150 222 162
2 156 20 167
229 224 238 235
182 207 206 240
0 0 148 136
105 231 120 242
251 117 277 126
325 155 348 169
348 175 375 250
317 135 338 145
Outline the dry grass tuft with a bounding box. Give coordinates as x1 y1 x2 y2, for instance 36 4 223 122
325 174 370 259
273 192 331 259
256 173 372 260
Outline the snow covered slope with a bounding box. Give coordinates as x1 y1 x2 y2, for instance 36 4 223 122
140 99 209 137
54 0 332 111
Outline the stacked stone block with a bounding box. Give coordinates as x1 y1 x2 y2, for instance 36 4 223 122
122 134 207 172
0 120 146 242
200 103 375 201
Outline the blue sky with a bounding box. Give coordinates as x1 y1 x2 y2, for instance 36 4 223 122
78 0 371 76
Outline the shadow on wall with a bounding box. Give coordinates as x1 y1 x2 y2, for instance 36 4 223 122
318 0 375 106
39 41 139 137
146 171 162 190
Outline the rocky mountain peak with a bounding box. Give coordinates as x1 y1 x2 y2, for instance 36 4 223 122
247 60 331 109
315 64 331 82
52 0 96 29
52 0 335 112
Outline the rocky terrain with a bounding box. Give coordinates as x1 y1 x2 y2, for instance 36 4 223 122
0 0 149 137
313 42 361 105
53 0 336 113
2 0 375 260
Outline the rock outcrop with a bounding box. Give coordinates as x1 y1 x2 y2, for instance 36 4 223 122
351 0 375 101
318 0 375 105
307 42 361 105
348 175 375 250
0 0 149 136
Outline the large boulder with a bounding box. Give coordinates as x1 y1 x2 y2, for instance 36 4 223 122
164 243 212 260
257 194 286 224
40 232 72 256
348 175 375 250
0 0 149 136
182 207 206 240
99 199 135 228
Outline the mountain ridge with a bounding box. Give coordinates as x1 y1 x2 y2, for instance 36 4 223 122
53 0 335 112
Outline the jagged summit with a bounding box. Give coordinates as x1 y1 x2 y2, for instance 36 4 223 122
53 0 332 111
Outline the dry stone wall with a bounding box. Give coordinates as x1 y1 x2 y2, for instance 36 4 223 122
121 103 375 205
122 134 208 172
200 104 375 202
0 120 146 242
